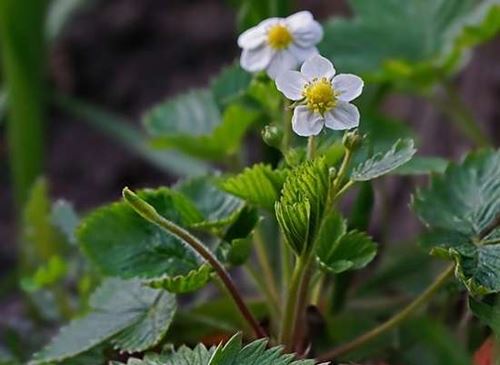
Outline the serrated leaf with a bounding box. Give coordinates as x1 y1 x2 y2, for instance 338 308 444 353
276 158 330 255
176 176 244 231
320 0 500 89
145 90 258 161
211 62 252 109
413 149 500 294
79 188 211 293
209 333 317 365
351 139 416 181
316 212 377 274
31 278 177 364
470 298 500 335
220 164 288 211
116 344 215 365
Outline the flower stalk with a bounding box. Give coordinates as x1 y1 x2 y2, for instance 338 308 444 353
123 187 267 339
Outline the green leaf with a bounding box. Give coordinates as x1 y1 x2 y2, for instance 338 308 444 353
219 206 259 266
145 92 258 161
176 176 244 231
316 212 377 274
22 179 65 270
351 139 416 181
320 0 500 89
209 333 315 365
79 188 211 293
114 344 215 365
211 63 252 110
31 278 177 364
51 200 79 245
21 255 67 292
413 149 500 294
275 158 330 254
220 164 288 211
470 297 500 335
393 156 449 176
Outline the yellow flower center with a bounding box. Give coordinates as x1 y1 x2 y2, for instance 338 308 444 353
303 78 337 115
267 24 293 50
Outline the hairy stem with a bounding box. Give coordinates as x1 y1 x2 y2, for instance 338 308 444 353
317 263 455 361
123 187 267 339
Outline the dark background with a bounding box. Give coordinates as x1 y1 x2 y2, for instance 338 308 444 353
1 0 499 292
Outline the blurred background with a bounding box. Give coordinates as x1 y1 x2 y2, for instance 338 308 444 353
0 0 499 363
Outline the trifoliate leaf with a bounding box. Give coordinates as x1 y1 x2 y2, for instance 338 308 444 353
31 278 177 364
145 90 258 161
316 212 377 274
176 176 245 231
220 164 288 211
413 149 500 294
469 298 500 335
79 188 211 293
320 0 500 89
211 62 252 109
351 139 416 181
275 158 330 254
209 333 317 365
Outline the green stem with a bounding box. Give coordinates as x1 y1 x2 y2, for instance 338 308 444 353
311 273 325 306
280 233 292 296
291 256 315 352
281 100 292 152
317 264 455 361
307 136 316 160
123 187 267 339
0 0 48 208
244 263 281 320
253 227 281 309
279 256 307 347
334 149 353 189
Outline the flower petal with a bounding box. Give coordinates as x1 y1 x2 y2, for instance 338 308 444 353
266 50 299 79
301 54 335 80
325 101 360 130
332 74 364 102
286 11 323 48
240 45 273 73
276 71 307 100
237 25 266 49
288 44 319 64
292 105 324 136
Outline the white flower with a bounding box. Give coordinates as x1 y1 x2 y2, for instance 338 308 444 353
237 11 323 79
276 55 364 137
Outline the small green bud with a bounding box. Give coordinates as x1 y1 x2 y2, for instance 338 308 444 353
262 125 283 149
342 129 363 151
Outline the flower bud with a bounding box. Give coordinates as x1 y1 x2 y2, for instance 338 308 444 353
342 129 363 151
261 125 283 149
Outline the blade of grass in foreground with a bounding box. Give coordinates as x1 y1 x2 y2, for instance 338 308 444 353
0 0 49 208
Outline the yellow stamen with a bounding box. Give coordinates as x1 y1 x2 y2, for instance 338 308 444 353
303 78 337 115
267 24 293 50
